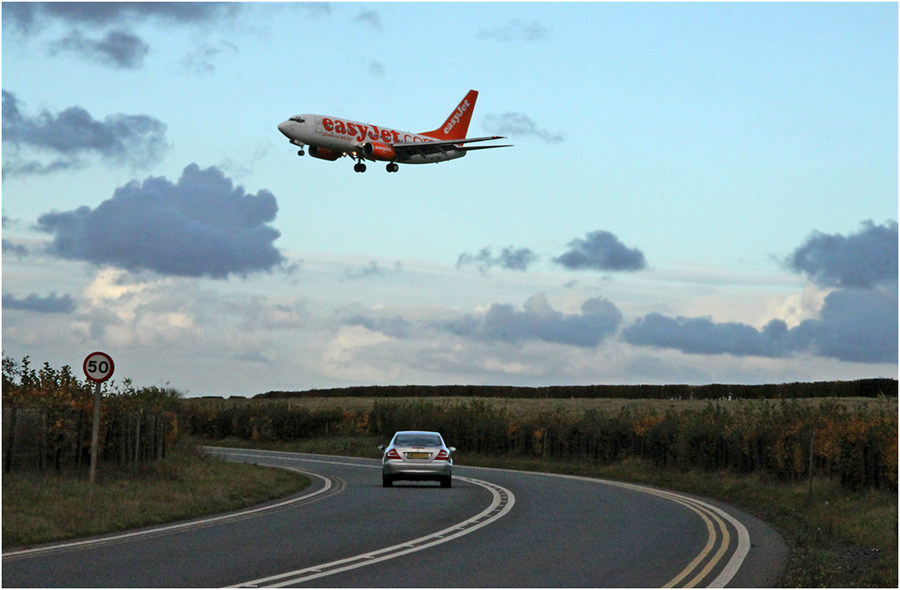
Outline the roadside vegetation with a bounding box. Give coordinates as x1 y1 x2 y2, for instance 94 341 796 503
2 441 309 547
3 357 896 585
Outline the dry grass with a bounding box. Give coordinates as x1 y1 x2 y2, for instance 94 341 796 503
2 443 310 548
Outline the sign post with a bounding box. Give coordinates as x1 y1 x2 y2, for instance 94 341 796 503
83 352 114 516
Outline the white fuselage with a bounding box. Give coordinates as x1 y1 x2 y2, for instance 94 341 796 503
277 115 465 164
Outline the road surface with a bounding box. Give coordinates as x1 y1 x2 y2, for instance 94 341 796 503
2 448 787 587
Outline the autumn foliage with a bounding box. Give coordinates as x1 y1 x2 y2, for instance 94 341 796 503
2 356 182 473
185 393 897 492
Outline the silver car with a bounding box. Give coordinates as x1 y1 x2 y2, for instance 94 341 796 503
379 430 455 488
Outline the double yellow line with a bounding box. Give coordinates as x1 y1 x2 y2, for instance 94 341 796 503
660 492 731 588
546 473 750 588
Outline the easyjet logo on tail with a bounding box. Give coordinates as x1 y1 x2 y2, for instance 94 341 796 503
443 99 470 135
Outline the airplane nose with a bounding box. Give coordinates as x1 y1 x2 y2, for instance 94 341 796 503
277 121 291 137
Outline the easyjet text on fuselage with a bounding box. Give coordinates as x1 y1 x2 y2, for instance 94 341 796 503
321 117 433 145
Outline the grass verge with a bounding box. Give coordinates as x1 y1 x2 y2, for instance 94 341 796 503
2 441 310 548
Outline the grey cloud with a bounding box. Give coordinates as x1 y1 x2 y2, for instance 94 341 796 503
3 292 76 314
2 90 169 174
49 29 149 69
624 285 898 365
2 239 29 259
483 113 564 144
478 20 549 42
342 261 402 281
36 163 285 279
789 285 898 363
368 60 386 78
785 220 898 288
554 230 647 272
355 10 382 30
4 2 238 32
181 40 238 75
625 220 898 364
623 314 787 358
457 246 537 272
445 293 622 348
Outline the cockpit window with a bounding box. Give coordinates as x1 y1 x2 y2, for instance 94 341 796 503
290 116 305 123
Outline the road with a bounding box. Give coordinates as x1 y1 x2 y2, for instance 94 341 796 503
2 448 787 587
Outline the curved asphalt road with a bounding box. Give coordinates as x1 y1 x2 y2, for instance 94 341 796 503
2 448 787 587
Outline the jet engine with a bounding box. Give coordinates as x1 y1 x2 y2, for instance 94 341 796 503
362 142 396 161
308 146 342 161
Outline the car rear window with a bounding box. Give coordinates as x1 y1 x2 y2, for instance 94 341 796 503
394 434 442 447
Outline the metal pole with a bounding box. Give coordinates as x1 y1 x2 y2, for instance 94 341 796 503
808 427 815 502
89 381 102 516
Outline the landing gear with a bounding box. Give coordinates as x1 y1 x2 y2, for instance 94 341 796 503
353 162 367 173
386 163 399 173
297 149 305 156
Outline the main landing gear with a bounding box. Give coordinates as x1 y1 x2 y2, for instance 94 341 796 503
352 160 398 173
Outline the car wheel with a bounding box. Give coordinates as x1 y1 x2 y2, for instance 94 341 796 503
440 476 452 488
382 475 393 487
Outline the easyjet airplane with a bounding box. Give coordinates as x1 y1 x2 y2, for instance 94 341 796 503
277 90 510 173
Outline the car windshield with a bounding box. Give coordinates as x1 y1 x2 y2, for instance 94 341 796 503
394 434 442 447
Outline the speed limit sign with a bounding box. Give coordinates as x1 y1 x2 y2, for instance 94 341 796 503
83 351 115 383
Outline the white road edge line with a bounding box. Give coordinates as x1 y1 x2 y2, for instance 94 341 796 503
230 476 516 588
2 467 333 559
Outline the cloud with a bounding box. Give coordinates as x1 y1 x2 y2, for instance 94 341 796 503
342 261 402 281
355 10 382 30
2 239 29 259
554 230 648 272
624 286 898 364
483 113 564 144
788 285 898 363
785 220 898 288
2 90 169 175
3 2 238 33
3 292 76 314
180 40 238 75
444 293 623 348
457 246 537 272
624 221 898 364
478 20 549 42
37 163 285 279
48 29 149 69
623 313 787 358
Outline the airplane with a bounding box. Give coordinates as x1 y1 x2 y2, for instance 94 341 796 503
277 90 511 173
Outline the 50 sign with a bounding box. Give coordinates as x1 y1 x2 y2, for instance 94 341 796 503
83 352 115 383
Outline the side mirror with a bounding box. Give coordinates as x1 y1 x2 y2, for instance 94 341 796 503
378 445 386 451
448 447 456 453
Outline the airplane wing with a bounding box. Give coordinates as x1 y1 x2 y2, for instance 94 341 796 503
391 136 511 157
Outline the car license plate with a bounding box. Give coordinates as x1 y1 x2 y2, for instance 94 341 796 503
407 452 430 459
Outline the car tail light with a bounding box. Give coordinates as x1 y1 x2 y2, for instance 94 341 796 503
435 449 450 461
386 449 402 460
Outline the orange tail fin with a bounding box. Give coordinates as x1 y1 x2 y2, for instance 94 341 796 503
422 90 478 141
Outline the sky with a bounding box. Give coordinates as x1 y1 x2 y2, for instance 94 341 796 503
2 2 897 397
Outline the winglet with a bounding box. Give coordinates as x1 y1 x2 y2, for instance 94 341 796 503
422 90 479 141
